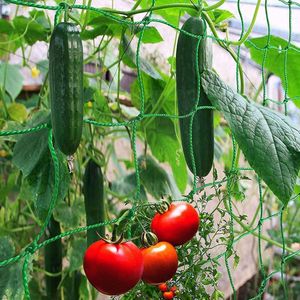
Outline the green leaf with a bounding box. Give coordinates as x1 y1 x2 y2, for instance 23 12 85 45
140 0 193 26
136 26 164 44
93 90 112 123
27 151 71 220
81 14 126 40
138 155 171 198
36 60 48 77
111 172 147 200
13 16 48 45
233 253 240 269
0 19 14 34
12 122 49 176
211 290 225 300
0 62 23 100
68 238 86 272
202 69 300 204
29 9 51 30
53 200 84 228
146 121 187 193
12 111 50 175
0 237 24 299
245 35 300 104
7 102 28 123
120 35 162 80
81 24 120 40
130 73 165 109
208 9 235 24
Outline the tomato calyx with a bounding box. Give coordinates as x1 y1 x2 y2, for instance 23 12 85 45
155 196 171 214
101 232 124 244
141 232 158 247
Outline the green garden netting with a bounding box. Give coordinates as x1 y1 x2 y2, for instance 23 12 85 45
0 0 300 299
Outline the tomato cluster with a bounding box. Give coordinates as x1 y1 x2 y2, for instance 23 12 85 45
83 201 199 297
159 283 178 299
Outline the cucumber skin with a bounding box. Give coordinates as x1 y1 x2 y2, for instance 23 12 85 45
44 215 62 300
83 159 105 247
49 22 83 155
176 17 214 177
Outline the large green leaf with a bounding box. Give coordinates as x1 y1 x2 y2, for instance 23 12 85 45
201 69 300 204
146 119 187 193
131 73 187 192
111 172 147 201
120 35 162 80
245 35 300 104
13 16 48 45
27 151 71 220
13 112 70 220
140 0 196 26
54 200 85 229
0 237 24 299
136 26 164 44
0 62 23 100
0 19 13 34
81 14 126 40
130 73 165 109
138 155 173 198
13 112 50 176
67 238 86 272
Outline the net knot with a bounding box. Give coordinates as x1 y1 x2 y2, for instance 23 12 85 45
142 16 151 25
58 2 69 10
25 243 36 255
127 208 134 219
283 98 289 104
135 113 143 121
186 190 195 200
228 168 239 176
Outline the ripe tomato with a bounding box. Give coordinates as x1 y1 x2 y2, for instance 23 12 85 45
151 202 199 246
163 291 174 299
83 240 143 295
158 282 168 292
142 242 178 284
170 285 177 293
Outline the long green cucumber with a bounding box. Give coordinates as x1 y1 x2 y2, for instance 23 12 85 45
176 17 214 177
44 215 62 299
83 159 105 247
49 22 83 155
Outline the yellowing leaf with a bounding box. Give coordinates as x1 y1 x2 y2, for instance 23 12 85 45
7 102 28 123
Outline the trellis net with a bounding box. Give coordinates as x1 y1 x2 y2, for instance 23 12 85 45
0 0 300 299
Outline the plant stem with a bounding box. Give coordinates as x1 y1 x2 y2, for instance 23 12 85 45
143 74 174 128
131 0 143 11
204 0 225 11
82 0 92 31
104 3 199 16
249 187 269 228
230 0 262 46
223 197 295 253
202 12 245 95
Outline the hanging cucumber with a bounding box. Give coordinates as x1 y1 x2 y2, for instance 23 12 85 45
49 22 83 155
176 17 214 177
44 215 62 299
83 159 105 247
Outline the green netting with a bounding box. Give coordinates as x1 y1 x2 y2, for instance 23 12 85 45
0 0 299 299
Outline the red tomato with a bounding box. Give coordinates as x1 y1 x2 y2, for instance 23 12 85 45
158 282 168 292
83 240 143 295
170 285 177 293
142 242 178 284
151 202 199 246
163 291 174 299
